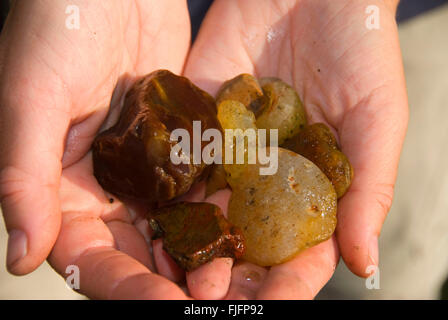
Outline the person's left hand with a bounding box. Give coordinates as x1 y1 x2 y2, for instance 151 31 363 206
182 0 408 299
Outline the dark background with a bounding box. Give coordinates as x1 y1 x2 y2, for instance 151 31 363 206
0 0 9 30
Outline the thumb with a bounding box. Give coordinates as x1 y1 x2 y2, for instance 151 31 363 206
336 88 408 277
0 71 70 275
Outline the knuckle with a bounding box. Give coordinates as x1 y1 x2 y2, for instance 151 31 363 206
373 184 394 216
0 165 31 204
0 165 58 205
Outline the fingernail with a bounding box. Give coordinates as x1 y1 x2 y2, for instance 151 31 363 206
7 229 28 270
368 235 379 267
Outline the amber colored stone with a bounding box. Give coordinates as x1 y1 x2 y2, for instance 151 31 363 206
92 70 222 202
228 148 337 267
148 202 245 271
283 123 354 198
216 74 267 116
257 77 308 145
205 164 228 197
216 100 258 187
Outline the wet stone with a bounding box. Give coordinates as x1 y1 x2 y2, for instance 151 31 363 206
148 202 245 271
92 70 221 202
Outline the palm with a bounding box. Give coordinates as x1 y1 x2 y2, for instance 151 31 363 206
184 0 408 299
45 0 192 167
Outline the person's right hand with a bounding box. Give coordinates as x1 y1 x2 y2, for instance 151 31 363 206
0 0 192 299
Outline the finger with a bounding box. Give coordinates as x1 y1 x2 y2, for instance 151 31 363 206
337 89 408 277
55 245 187 300
256 236 339 300
107 220 155 272
185 189 233 300
134 217 157 273
110 268 189 300
187 258 233 300
49 206 186 299
0 71 70 275
225 262 268 300
134 217 153 246
152 238 185 283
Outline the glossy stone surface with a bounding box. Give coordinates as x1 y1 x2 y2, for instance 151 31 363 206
149 202 245 271
257 77 307 145
283 123 353 198
217 100 258 187
216 74 266 116
92 70 221 202
228 148 337 267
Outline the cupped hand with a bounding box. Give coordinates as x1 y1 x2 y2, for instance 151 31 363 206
0 0 409 300
184 0 408 299
0 0 197 299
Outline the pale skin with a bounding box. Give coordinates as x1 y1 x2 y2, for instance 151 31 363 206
0 0 407 299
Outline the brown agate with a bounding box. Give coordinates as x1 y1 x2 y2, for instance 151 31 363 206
92 70 221 202
149 202 245 271
283 123 353 198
